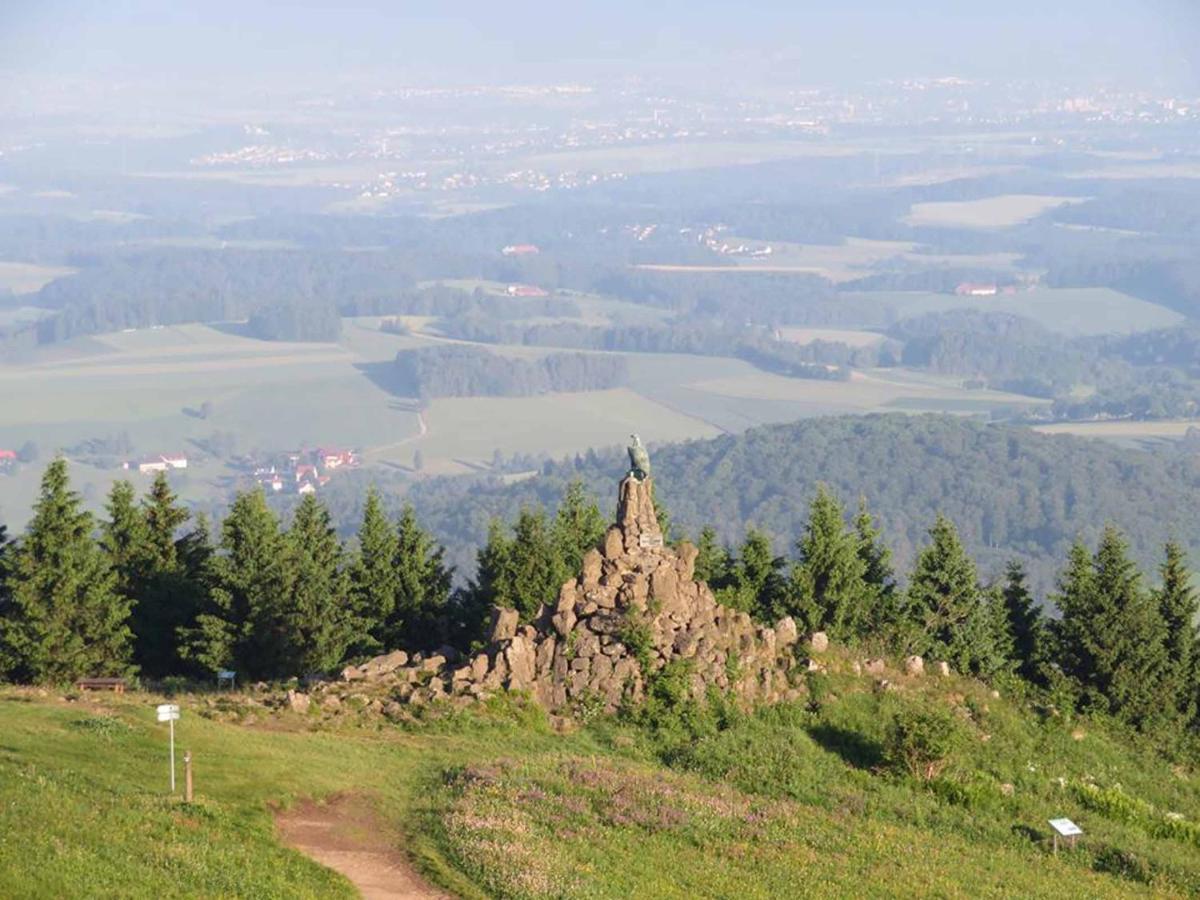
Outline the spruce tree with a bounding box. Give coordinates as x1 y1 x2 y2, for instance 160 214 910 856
1054 527 1168 727
464 518 515 644
1155 542 1198 722
179 490 287 678
718 529 786 618
132 474 197 677
693 526 731 586
387 506 453 651
101 480 150 602
906 515 999 676
553 480 605 574
0 460 133 682
790 485 867 638
348 488 399 655
279 494 357 675
505 508 568 620
854 498 900 636
1001 560 1044 683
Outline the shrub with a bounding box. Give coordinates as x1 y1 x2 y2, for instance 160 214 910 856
882 705 963 781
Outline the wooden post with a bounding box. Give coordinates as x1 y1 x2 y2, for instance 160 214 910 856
1052 833 1058 855
184 751 193 803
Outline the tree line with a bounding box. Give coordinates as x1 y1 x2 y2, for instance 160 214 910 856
391 345 629 399
2 459 1197 739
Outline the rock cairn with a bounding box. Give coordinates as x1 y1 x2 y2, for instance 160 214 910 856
332 476 805 714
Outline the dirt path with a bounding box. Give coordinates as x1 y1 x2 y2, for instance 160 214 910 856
276 796 452 900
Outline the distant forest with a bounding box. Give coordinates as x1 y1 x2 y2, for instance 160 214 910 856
391 345 629 399
299 415 1200 598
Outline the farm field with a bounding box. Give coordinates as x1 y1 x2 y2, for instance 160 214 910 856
842 287 1183 336
0 260 76 294
637 237 1022 282
903 194 1087 228
1033 419 1200 450
0 316 1048 529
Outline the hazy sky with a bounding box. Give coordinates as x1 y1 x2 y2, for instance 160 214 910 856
2 1 1198 91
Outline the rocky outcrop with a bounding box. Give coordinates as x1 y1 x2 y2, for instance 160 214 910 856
323 476 808 716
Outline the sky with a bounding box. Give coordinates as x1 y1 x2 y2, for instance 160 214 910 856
2 1 1198 91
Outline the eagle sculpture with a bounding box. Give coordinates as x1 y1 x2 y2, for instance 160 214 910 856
627 433 651 481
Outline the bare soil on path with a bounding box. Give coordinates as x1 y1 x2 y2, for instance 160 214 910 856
276 795 453 900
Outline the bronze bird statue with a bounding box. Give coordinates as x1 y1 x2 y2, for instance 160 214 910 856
627 433 651 480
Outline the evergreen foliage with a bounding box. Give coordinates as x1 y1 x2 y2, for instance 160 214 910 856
348 488 399 656
387 506 453 651
789 485 868 638
1054 527 1169 728
553 480 606 575
905 516 1004 677
1155 542 1199 723
279 494 357 675
1000 561 1044 683
0 460 133 683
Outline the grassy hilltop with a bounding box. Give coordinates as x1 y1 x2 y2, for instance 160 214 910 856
6 647 1200 898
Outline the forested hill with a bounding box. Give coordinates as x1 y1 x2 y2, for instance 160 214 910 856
390 415 1200 595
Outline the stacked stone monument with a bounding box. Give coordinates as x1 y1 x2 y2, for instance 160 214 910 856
332 471 804 714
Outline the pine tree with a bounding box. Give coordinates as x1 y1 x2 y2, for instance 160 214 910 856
717 529 786 618
693 526 731 586
0 460 133 682
387 506 453 651
506 508 568 620
790 485 867 638
279 494 357 675
1155 542 1197 722
906 515 999 677
101 480 150 601
854 498 900 634
179 490 287 678
553 480 605 574
348 489 399 656
464 518 515 644
131 474 198 677
1000 560 1044 683
1054 527 1169 727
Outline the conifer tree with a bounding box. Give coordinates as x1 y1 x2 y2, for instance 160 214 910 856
718 528 786 618
0 460 133 682
906 515 1000 676
1001 560 1044 682
1155 542 1198 722
693 526 731 586
505 508 568 620
279 494 357 675
101 480 150 601
348 489 399 655
790 485 867 638
131 473 198 677
179 490 286 678
464 518 515 644
1054 527 1168 727
553 480 605 574
387 506 453 651
854 498 900 633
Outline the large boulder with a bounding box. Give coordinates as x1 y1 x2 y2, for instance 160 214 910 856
808 631 829 653
774 617 799 648
489 606 519 642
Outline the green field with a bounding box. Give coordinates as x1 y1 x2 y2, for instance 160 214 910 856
842 287 1183 337
5 648 1200 897
0 260 76 294
904 194 1087 229
0 316 1046 528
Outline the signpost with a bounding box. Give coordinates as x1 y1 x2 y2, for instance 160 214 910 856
156 703 181 792
217 670 236 691
1049 817 1082 854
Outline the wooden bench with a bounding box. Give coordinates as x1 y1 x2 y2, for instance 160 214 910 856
75 677 127 694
